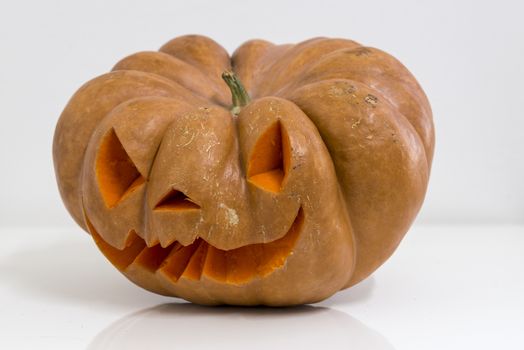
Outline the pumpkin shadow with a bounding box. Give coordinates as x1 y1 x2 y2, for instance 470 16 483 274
0 236 171 309
88 303 395 350
1 230 376 310
319 276 377 306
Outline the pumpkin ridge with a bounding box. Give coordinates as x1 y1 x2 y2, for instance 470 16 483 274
280 46 434 165
159 35 230 74
159 35 231 100
272 46 372 96
279 59 432 167
254 37 328 78
113 51 226 105
119 70 212 105
287 78 430 286
253 38 361 96
277 98 357 248
284 77 431 170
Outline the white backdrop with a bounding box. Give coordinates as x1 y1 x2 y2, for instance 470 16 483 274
0 0 522 227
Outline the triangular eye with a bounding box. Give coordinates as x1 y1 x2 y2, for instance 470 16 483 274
97 128 145 208
154 189 201 211
247 121 290 192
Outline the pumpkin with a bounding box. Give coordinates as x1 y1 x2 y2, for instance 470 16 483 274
53 35 434 306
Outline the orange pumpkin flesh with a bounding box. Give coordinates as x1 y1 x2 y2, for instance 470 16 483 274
53 35 434 306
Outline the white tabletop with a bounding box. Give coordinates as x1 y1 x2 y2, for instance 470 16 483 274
1 224 523 349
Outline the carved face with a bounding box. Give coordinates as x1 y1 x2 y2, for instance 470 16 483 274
53 35 433 306
80 96 354 305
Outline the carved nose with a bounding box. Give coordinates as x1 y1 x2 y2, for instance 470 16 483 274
146 188 202 247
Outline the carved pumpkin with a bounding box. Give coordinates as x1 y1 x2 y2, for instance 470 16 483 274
53 35 434 306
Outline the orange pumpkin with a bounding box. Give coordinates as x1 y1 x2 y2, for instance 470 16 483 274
53 35 434 306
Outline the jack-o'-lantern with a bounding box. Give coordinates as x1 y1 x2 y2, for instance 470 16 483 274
53 35 434 306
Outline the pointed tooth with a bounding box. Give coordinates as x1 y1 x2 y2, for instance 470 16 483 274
181 240 208 281
131 244 172 272
202 245 227 282
157 241 199 282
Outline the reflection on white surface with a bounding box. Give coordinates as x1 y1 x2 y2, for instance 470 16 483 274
3 227 524 349
0 232 171 308
88 303 394 350
0 230 391 349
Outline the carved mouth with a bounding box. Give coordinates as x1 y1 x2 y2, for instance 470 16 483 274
84 208 303 285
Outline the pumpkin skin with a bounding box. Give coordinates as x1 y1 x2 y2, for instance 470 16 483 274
53 35 434 306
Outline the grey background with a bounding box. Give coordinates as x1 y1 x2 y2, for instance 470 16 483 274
1 0 522 227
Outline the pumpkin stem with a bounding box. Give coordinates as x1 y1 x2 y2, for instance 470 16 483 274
222 70 251 115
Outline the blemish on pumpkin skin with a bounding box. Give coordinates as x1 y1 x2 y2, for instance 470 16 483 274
292 162 304 171
328 84 357 97
351 118 362 129
219 203 239 226
180 133 197 147
364 94 378 107
204 137 220 154
353 47 372 56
